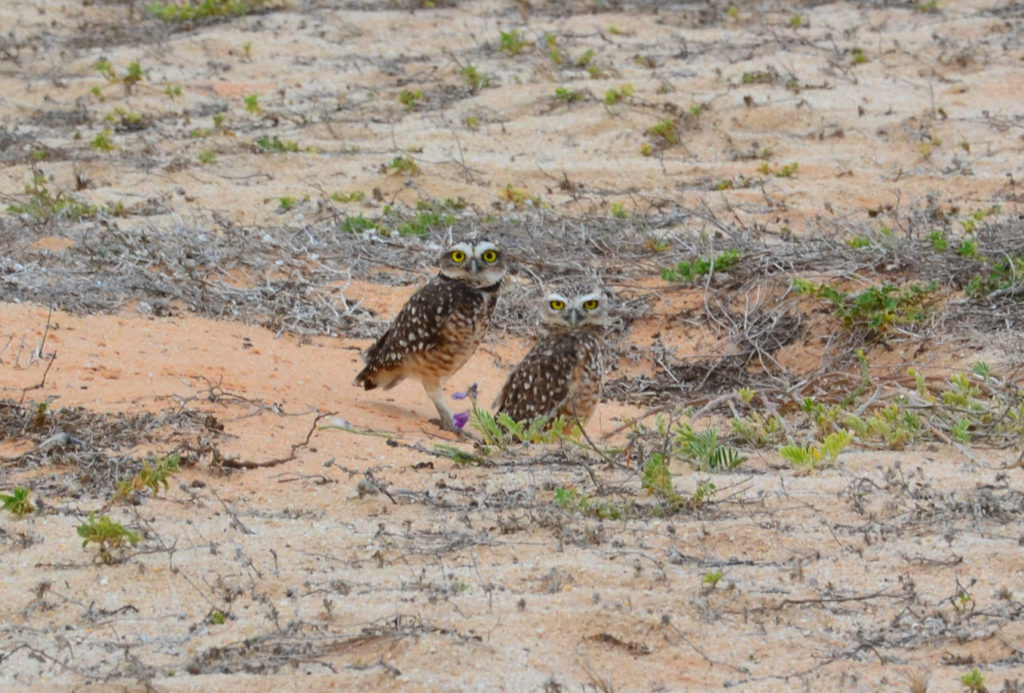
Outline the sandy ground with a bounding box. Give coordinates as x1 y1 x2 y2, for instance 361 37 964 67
2 1 1024 691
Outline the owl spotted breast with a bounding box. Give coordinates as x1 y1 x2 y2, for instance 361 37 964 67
494 288 608 426
354 238 505 432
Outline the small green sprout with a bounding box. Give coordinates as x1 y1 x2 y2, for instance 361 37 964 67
702 571 724 590
461 63 489 91
1 487 33 516
499 29 528 55
77 512 141 562
779 430 853 468
960 667 985 692
554 87 584 103
244 93 261 114
398 89 422 108
91 129 115 151
661 249 740 283
647 119 678 145
386 155 420 175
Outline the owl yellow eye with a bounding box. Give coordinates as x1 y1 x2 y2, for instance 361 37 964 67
550 300 565 310
583 299 599 310
481 249 499 263
450 250 466 263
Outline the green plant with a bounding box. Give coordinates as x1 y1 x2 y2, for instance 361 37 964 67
642 453 685 510
575 49 595 68
691 480 717 509
123 60 146 91
850 47 867 64
94 58 117 82
758 161 799 177
732 412 785 447
386 155 420 175
702 570 724 590
397 208 453 237
106 107 144 129
647 119 678 146
957 236 979 259
244 93 261 114
331 190 366 204
197 149 217 165
950 418 971 443
553 487 624 520
610 202 627 219
1 487 33 516
779 430 853 468
788 14 804 28
470 405 577 451
554 87 584 103
209 609 227 625
716 176 752 190
544 33 562 64
661 249 740 283
844 403 923 449
965 252 1024 298
464 115 480 129
927 229 948 251
278 196 297 211
604 83 633 105
500 183 540 207
675 425 746 471
499 29 528 55
91 129 115 151
340 213 376 234
960 667 985 692
742 70 774 85
640 143 653 157
398 89 422 108
6 169 97 221
116 454 181 499
461 63 489 91
147 0 269 21
794 278 939 335
77 511 141 562
255 135 299 152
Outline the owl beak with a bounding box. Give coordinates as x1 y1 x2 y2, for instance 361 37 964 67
569 308 583 326
469 257 480 273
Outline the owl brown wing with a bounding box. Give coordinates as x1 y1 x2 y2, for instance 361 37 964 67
356 277 490 388
495 332 579 423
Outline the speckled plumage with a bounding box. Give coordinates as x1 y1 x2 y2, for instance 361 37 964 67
494 288 608 426
355 239 505 431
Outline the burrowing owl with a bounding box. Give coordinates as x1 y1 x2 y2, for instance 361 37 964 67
355 238 505 431
494 287 608 426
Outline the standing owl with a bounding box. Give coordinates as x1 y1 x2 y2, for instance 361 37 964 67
494 287 608 426
355 238 505 432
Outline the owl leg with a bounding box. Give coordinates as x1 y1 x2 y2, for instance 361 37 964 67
422 378 457 432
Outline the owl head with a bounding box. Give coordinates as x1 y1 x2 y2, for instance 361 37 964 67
540 288 608 329
438 238 505 288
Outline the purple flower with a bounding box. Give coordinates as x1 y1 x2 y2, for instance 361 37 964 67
451 383 479 401
453 410 471 430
